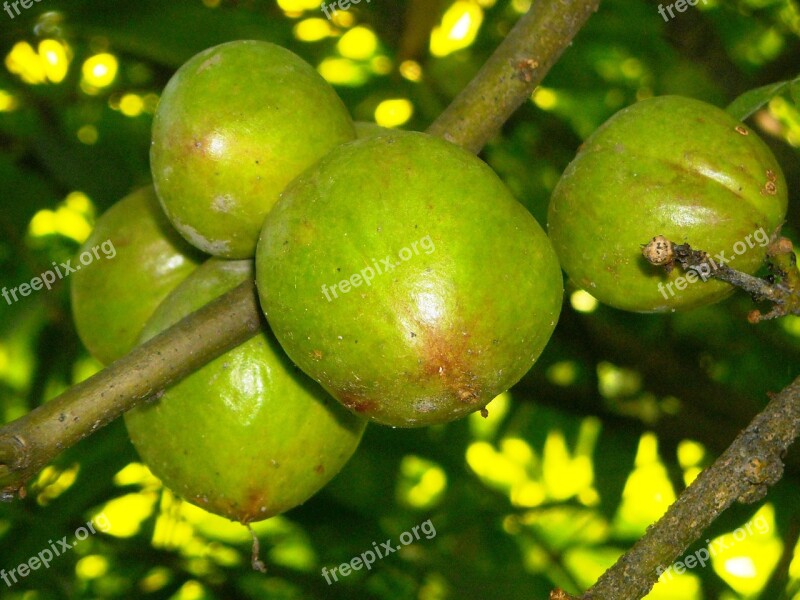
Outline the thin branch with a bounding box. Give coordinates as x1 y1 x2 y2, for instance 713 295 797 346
0 0 603 492
576 374 800 599
640 233 800 322
0 281 261 495
427 0 601 154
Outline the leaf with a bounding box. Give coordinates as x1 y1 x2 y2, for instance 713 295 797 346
791 78 800 106
726 81 790 121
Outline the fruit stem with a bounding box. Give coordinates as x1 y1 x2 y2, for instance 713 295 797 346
641 234 800 322
426 0 601 154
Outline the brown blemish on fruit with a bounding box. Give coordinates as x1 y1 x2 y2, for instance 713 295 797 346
735 125 749 135
766 169 777 182
414 321 482 406
763 181 777 196
238 490 270 524
314 464 325 474
311 349 323 360
338 390 377 414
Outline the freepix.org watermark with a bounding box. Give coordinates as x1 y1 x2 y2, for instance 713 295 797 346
320 0 370 21
1 513 111 588
321 235 435 302
3 0 46 20
657 0 707 22
656 514 769 582
2 239 116 306
321 518 436 584
657 226 769 300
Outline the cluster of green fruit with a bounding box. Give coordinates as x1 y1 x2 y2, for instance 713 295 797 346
70 40 787 525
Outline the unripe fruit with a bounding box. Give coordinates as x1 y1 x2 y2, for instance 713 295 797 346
256 132 563 427
151 40 355 258
124 258 366 523
548 95 787 312
70 186 203 364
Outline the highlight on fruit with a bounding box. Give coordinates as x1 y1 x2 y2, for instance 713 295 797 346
150 40 355 259
124 258 366 523
256 130 564 427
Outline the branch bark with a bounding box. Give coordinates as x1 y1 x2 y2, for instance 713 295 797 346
0 0 602 492
579 374 800 599
1 281 261 496
427 0 600 153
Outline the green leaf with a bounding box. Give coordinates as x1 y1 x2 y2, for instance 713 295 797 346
791 78 800 106
726 81 790 121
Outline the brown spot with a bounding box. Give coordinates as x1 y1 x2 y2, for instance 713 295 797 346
412 318 483 407
517 59 539 82
459 389 479 403
641 235 675 266
311 349 323 360
338 390 377 414
238 490 270 524
314 464 325 474
480 407 489 418
763 181 777 195
766 169 777 182
735 125 749 135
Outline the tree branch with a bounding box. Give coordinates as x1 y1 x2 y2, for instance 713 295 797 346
577 374 800 599
0 0 602 492
641 233 800 322
0 281 261 496
427 0 600 153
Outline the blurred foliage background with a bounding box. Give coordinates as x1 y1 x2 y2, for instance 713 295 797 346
0 0 799 598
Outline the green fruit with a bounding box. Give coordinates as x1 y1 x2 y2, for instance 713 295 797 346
70 186 203 364
151 40 355 259
548 95 788 312
124 258 366 523
256 131 563 427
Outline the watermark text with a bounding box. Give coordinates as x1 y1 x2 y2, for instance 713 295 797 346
321 235 434 302
2 239 116 306
1 513 111 587
656 514 769 581
658 226 768 299
321 518 436 584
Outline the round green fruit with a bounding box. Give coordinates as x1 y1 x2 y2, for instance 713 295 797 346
151 40 355 258
124 258 366 523
70 186 203 364
548 95 787 312
256 131 563 427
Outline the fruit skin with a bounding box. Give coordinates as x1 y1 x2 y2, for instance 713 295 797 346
124 258 366 523
70 186 203 364
354 121 391 138
151 40 356 259
548 95 788 312
256 131 563 427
